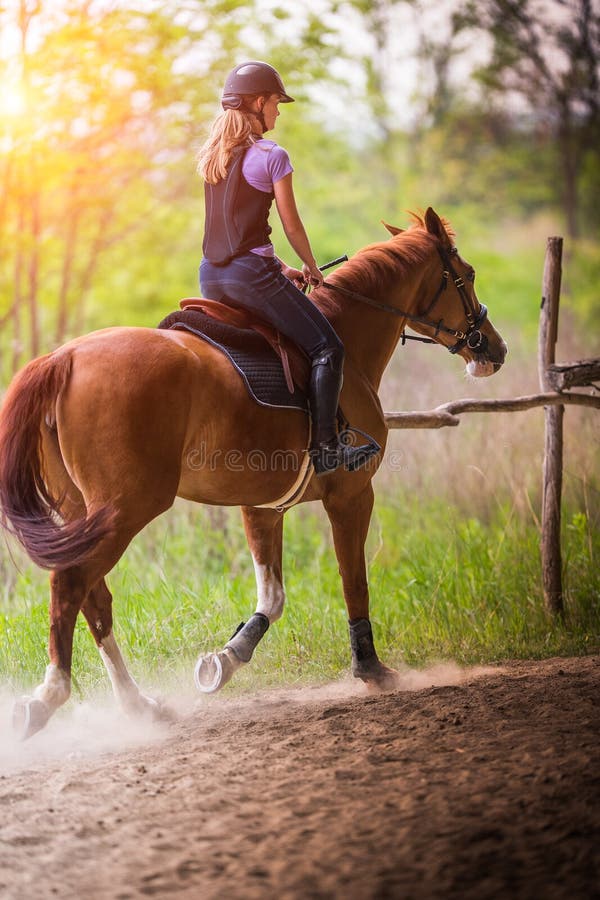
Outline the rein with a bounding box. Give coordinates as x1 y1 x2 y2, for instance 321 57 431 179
323 245 488 355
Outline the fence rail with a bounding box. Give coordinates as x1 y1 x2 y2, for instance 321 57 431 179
385 391 600 429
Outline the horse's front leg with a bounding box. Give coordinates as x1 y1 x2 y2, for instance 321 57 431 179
324 484 400 690
194 506 284 693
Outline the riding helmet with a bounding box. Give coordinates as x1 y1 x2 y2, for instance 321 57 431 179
221 61 295 110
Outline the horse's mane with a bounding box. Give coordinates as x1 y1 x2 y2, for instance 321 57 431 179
316 213 455 317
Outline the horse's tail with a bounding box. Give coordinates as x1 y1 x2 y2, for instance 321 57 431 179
0 350 113 570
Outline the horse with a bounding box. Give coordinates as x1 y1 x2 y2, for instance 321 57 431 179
0 208 507 739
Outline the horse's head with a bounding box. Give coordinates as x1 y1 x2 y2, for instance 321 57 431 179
384 208 507 376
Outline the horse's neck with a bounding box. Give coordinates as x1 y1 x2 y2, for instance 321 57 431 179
321 265 430 390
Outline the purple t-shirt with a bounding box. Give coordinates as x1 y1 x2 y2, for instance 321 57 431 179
242 140 293 255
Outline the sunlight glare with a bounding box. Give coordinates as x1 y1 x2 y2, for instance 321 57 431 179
0 84 27 118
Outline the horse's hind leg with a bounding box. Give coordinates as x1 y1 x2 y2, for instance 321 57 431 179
194 507 284 693
12 381 184 738
82 579 168 720
13 566 88 739
12 428 86 739
14 529 168 740
323 484 400 690
13 443 172 738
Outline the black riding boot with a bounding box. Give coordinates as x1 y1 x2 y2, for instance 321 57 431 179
308 350 380 476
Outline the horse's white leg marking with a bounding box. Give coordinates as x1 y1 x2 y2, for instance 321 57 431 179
194 546 284 694
13 663 70 739
252 558 285 623
99 631 158 716
33 663 71 711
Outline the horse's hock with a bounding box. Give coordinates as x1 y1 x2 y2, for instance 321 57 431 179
385 236 600 617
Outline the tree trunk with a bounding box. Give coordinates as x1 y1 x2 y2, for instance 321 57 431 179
11 199 25 375
559 106 580 240
74 205 115 335
55 204 79 345
28 191 41 359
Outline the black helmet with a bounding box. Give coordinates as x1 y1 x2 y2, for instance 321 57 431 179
221 61 294 110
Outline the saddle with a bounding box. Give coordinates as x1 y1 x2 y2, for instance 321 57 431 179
157 298 365 485
157 299 311 413
179 298 310 393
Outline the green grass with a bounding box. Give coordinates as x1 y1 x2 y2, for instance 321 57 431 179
1 497 598 699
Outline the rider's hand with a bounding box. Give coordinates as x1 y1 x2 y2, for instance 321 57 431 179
302 262 324 288
281 264 305 289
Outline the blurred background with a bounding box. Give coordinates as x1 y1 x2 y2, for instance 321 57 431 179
0 1 598 683
1 0 598 500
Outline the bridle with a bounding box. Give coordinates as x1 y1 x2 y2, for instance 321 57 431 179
323 245 489 355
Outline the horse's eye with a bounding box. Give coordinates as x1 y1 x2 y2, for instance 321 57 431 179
467 270 475 283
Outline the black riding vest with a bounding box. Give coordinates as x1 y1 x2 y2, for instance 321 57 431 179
202 147 273 266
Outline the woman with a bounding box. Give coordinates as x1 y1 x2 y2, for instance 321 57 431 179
197 60 379 475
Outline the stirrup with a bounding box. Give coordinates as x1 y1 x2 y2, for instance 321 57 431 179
310 433 380 476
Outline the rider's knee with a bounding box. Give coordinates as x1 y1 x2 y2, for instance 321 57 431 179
313 342 344 372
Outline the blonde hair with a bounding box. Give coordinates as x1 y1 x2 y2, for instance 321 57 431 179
196 108 257 184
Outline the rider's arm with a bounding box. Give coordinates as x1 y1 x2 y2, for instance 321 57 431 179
273 173 324 287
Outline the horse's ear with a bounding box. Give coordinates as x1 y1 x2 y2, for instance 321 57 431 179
424 207 452 247
382 221 404 236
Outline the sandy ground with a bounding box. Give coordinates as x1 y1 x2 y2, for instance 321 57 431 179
0 655 598 900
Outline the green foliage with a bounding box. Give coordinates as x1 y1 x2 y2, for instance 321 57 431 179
565 240 600 332
453 0 600 238
406 107 559 219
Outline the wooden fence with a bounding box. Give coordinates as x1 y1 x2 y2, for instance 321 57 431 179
384 237 600 617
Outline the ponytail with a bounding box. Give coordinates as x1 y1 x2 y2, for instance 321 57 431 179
196 108 256 184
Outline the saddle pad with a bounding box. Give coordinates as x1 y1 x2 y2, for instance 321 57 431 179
157 309 309 412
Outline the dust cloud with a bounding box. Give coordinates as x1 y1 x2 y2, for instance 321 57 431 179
0 661 498 774
265 661 499 707
395 661 500 690
0 688 176 776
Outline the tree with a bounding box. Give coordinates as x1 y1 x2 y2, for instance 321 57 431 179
0 1 256 376
0 0 359 378
455 0 600 238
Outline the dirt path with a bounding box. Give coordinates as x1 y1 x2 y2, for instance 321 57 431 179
1 656 599 899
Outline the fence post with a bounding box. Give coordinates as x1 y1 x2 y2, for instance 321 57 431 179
538 237 564 616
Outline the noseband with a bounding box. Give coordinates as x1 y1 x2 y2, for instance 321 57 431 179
324 245 488 354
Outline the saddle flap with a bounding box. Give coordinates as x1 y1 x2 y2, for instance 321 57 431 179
180 298 310 392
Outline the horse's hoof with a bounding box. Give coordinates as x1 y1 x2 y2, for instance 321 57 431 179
123 693 175 723
356 663 401 693
13 697 51 740
150 697 177 723
194 651 234 694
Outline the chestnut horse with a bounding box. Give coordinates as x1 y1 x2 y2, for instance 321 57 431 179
0 209 506 738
